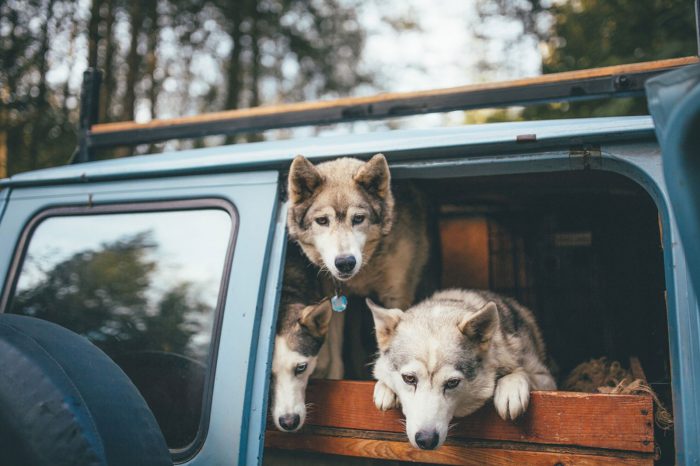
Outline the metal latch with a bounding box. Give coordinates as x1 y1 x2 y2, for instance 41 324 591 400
569 145 602 170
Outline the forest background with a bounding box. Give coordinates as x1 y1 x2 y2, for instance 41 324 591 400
1 0 696 177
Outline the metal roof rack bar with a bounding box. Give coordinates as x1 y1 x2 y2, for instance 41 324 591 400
74 56 699 162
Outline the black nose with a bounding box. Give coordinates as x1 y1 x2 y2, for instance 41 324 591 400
278 414 300 431
415 429 439 450
334 255 357 274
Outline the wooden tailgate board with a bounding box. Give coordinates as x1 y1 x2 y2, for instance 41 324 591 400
265 380 655 465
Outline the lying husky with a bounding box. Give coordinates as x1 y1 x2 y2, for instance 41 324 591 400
270 154 434 432
369 289 556 450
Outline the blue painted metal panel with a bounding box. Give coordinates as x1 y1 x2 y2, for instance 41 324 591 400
0 188 9 224
1 116 654 188
0 171 280 466
646 63 700 465
244 203 288 466
647 64 700 299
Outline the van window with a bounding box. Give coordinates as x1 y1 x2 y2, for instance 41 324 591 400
6 205 233 453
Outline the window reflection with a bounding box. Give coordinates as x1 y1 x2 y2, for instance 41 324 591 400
8 208 232 450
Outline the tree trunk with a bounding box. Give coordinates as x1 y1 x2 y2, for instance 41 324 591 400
145 0 159 152
224 5 243 144
124 0 143 122
28 0 56 170
87 0 102 69
61 4 79 118
250 1 260 108
99 0 115 122
246 2 263 143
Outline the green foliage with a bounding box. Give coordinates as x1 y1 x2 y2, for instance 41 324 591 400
544 0 695 72
10 232 211 361
529 0 696 119
476 0 697 121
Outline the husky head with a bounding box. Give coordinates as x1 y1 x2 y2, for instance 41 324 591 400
287 154 395 281
368 297 500 450
270 300 332 432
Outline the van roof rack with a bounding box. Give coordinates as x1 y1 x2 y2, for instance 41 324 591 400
72 56 699 163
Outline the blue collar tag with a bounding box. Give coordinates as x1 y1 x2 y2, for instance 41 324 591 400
331 294 347 312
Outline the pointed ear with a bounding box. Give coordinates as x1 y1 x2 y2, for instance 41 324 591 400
353 154 391 199
288 155 323 204
299 300 333 338
367 298 403 351
458 302 499 348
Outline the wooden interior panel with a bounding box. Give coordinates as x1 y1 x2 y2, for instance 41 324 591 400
440 217 490 289
266 432 653 466
265 380 654 459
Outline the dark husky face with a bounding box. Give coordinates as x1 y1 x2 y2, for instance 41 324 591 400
287 154 395 281
271 300 332 432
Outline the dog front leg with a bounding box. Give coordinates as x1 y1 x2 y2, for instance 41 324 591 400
493 369 531 421
528 360 557 391
373 380 400 411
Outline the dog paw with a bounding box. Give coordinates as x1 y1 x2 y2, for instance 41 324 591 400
373 380 399 411
494 372 530 421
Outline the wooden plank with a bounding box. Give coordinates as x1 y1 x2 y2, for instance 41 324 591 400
265 431 653 466
93 56 697 134
294 380 654 453
86 56 698 148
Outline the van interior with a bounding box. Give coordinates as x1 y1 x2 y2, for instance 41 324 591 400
266 169 674 465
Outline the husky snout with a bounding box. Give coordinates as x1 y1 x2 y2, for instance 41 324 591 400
278 413 301 431
315 227 364 280
402 388 453 450
270 378 307 432
415 429 440 450
334 254 357 275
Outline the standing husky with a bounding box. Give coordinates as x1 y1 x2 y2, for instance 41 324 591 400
286 153 434 376
369 289 556 450
269 154 434 432
287 153 432 311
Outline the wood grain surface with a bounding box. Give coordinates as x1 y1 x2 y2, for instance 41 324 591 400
280 380 654 453
265 431 653 466
92 56 698 135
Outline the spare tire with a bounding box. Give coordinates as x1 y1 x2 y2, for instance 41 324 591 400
0 314 172 466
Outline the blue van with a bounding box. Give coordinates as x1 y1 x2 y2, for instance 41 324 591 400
0 60 698 465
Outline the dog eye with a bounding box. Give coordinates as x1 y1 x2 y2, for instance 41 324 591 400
444 378 461 390
401 373 417 386
295 363 308 375
315 217 329 226
351 214 365 225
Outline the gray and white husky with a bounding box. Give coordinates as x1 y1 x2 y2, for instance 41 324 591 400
270 154 434 432
270 242 336 432
369 289 556 450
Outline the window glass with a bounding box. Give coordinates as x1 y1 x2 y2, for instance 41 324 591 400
8 208 232 451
